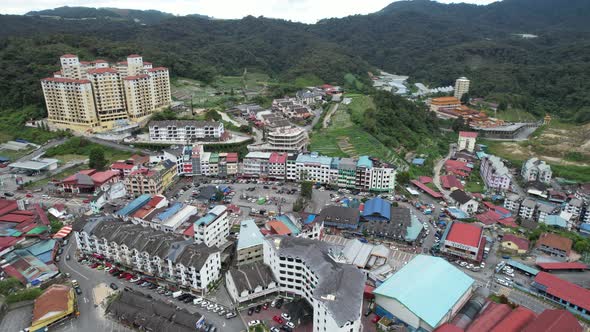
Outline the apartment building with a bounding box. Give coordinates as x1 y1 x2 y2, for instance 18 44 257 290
537 204 557 224
565 198 583 219
148 120 225 143
263 236 365 332
42 54 171 132
296 152 338 184
519 198 537 220
268 152 288 179
503 193 522 212
193 205 229 248
236 219 264 266
73 216 221 291
534 233 572 260
226 262 278 304
453 77 470 100
248 126 308 153
243 152 272 177
457 131 478 153
337 158 357 189
480 155 512 191
522 158 552 184
124 160 177 196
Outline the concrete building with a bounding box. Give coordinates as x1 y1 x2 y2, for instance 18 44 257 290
531 273 590 319
522 158 552 184
534 233 572 260
480 155 512 191
42 54 170 132
449 190 479 215
501 234 530 254
193 205 229 248
374 255 475 331
225 262 278 303
73 216 220 291
503 193 522 212
429 97 462 112
29 284 76 332
263 236 365 332
268 152 288 179
454 77 470 100
519 198 537 220
60 169 120 194
266 127 308 152
457 131 478 153
236 219 264 266
242 152 272 177
440 221 484 262
124 160 177 196
565 198 583 220
295 152 338 184
148 120 225 143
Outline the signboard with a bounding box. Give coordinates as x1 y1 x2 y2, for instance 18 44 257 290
445 240 477 253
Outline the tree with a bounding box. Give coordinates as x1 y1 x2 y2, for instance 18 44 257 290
452 116 470 132
301 181 313 199
88 147 107 170
498 101 508 111
205 110 221 121
460 93 470 104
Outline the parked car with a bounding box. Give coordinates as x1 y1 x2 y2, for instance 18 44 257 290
74 287 82 295
281 313 291 321
255 305 262 313
371 315 381 323
110 283 119 290
285 321 295 329
263 302 269 310
248 320 261 327
225 312 237 319
247 307 254 315
273 315 284 324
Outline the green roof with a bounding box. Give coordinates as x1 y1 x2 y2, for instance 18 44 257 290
209 152 219 163
26 226 49 235
374 255 474 329
506 259 539 276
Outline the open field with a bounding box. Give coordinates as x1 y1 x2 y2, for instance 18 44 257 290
482 108 538 122
484 121 590 182
310 95 403 165
24 164 87 188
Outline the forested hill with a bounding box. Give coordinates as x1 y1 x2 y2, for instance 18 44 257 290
2 0 590 122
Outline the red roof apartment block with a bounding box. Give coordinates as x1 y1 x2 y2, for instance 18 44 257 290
269 152 287 164
533 272 590 313
446 222 483 248
522 309 582 332
535 233 573 257
489 306 536 332
225 153 238 163
459 131 478 138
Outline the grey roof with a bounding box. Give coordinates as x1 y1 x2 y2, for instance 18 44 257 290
363 207 412 240
76 173 95 186
316 206 360 226
506 193 521 202
450 190 472 205
265 236 365 326
228 262 275 294
521 198 536 208
338 158 357 171
85 218 218 269
149 120 222 128
537 203 556 214
568 198 583 207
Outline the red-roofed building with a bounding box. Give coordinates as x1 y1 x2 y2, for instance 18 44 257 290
497 217 518 228
522 309 582 332
419 176 433 184
458 132 478 152
476 210 503 226
267 220 292 236
41 77 91 84
128 54 142 58
147 67 168 72
536 262 588 271
501 234 530 254
489 307 536 332
0 199 18 216
110 161 138 177
532 272 590 315
183 224 194 238
534 233 572 260
60 169 119 194
441 175 464 190
225 153 238 163
445 160 472 178
0 237 23 255
410 180 443 198
132 195 167 219
87 67 118 75
268 152 287 179
0 213 34 223
441 221 484 261
434 323 463 332
466 302 512 332
61 54 77 58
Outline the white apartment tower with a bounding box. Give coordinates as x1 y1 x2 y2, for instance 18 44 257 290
41 54 171 132
454 77 470 100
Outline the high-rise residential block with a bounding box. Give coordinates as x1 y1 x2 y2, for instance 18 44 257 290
454 76 470 100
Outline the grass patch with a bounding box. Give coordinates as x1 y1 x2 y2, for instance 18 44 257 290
490 108 538 122
24 164 87 189
465 170 485 193
6 288 43 304
54 154 88 163
45 137 134 164
248 325 269 332
552 164 590 183
0 147 35 162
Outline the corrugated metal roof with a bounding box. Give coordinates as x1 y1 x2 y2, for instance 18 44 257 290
116 194 152 216
237 219 264 250
506 259 539 275
374 255 474 328
357 156 373 168
362 197 391 220
156 202 183 222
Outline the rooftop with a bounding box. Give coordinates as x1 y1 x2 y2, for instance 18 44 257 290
502 234 529 250
228 262 275 295
362 197 391 220
374 255 474 329
522 309 582 332
296 152 333 166
445 222 482 248
459 131 478 138
535 233 572 255
31 284 74 330
534 272 590 311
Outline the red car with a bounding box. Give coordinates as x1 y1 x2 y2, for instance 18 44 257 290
90 263 99 269
109 268 119 275
273 316 284 324
83 199 90 203
263 302 269 310
125 274 134 280
371 315 381 324
25 193 33 198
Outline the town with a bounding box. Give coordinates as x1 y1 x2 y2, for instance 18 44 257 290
0 47 588 332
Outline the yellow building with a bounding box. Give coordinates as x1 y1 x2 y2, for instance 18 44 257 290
125 160 177 196
42 54 171 133
500 234 530 254
29 284 76 331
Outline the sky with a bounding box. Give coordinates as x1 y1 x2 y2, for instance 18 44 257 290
3 0 499 24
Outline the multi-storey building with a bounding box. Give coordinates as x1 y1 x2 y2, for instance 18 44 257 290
337 158 357 189
480 155 512 191
193 206 229 248
124 160 177 196
268 152 288 179
296 152 338 184
236 219 264 266
503 193 522 212
457 131 478 153
263 236 365 332
565 198 583 220
243 152 272 177
73 216 220 291
519 198 537 220
537 204 557 224
534 233 572 260
148 120 225 143
42 54 171 132
248 126 308 153
522 158 552 184
453 77 470 100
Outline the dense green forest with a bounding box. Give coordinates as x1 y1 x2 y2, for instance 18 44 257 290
1 0 590 124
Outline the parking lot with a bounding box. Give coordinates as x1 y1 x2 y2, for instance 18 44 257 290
241 299 312 332
0 303 33 332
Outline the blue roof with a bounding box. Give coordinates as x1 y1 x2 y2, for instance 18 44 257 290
304 214 317 225
362 197 391 220
296 152 333 166
412 158 425 165
580 223 590 232
374 255 474 328
405 213 424 241
357 156 373 168
237 219 264 250
156 202 183 221
195 205 226 226
0 156 10 162
26 239 57 256
446 207 469 219
476 151 488 160
116 194 151 216
506 259 539 276
275 215 300 235
542 215 567 228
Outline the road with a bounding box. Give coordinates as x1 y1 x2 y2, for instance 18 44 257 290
57 242 246 332
85 137 146 154
432 143 455 199
322 103 339 129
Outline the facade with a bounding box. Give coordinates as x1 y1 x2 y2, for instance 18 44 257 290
268 152 288 179
501 234 530 254
73 217 220 291
503 193 521 212
440 222 484 261
449 190 479 215
457 131 478 153
193 205 229 247
148 120 225 142
263 236 365 332
565 198 583 219
296 152 338 184
429 97 461 112
453 77 470 100
225 262 278 303
236 219 264 266
374 255 475 331
532 272 590 318
522 158 552 184
266 127 308 152
480 155 512 191
243 152 272 177
519 198 537 220
124 160 177 196
42 54 170 132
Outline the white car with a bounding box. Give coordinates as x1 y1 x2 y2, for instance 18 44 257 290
460 262 468 267
248 320 261 327
286 321 295 329
104 266 113 272
193 297 203 305
281 313 291 321
130 277 140 283
504 271 515 277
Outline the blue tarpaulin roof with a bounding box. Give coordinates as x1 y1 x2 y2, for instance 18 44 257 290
362 197 391 221
305 214 316 225
156 202 183 221
412 158 425 166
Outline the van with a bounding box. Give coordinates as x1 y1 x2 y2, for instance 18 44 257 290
172 291 183 298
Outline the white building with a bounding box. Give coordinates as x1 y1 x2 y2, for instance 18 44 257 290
369 167 397 193
193 205 229 248
521 158 552 184
225 262 278 303
480 155 512 191
537 204 557 223
295 152 338 184
236 219 264 266
519 198 536 220
247 127 308 153
149 120 225 142
263 236 365 332
453 77 470 100
503 193 522 212
565 198 583 220
449 190 479 215
457 131 478 153
73 216 220 291
242 152 272 177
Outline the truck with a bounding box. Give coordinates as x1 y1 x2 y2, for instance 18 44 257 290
172 291 183 298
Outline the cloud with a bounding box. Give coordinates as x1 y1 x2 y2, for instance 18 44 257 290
1 0 501 24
